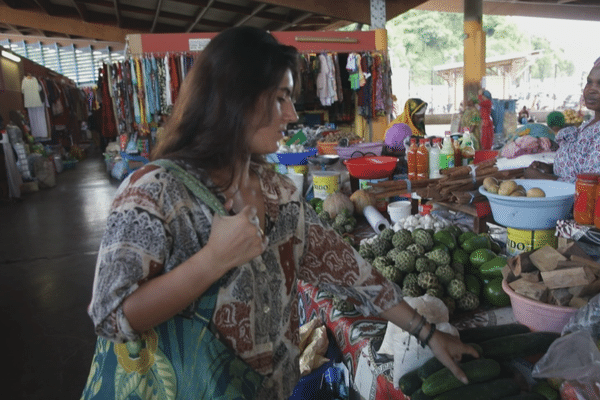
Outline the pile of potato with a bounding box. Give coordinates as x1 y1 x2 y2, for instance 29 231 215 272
483 177 546 198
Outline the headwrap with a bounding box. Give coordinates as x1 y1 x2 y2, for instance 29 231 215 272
387 98 427 136
594 57 600 68
482 90 492 100
546 111 565 129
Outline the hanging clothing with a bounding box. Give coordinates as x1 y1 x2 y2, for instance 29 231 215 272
21 76 43 108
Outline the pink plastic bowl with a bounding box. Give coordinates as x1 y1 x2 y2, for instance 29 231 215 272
502 279 578 333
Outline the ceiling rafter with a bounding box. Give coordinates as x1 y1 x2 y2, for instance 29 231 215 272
113 0 121 27
276 12 313 31
32 0 52 14
186 0 216 32
70 0 90 21
150 0 164 32
234 3 268 27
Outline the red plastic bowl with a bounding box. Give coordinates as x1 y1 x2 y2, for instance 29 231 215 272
343 156 398 179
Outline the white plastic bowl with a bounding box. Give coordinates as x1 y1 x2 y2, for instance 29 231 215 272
479 179 575 230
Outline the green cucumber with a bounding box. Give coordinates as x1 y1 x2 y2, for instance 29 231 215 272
417 343 483 380
459 324 530 344
398 367 422 396
411 388 434 400
501 393 546 400
532 381 559 400
479 331 560 361
422 358 501 397
433 378 520 400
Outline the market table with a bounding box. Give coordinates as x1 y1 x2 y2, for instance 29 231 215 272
298 280 517 400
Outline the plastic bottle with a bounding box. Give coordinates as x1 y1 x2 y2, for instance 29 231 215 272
461 131 475 165
439 136 455 171
407 138 418 181
429 138 442 179
452 137 462 168
416 138 429 180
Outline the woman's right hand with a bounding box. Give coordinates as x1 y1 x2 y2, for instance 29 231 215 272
206 204 268 276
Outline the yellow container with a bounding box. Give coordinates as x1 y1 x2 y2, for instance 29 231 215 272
288 164 308 175
506 227 557 256
312 171 340 199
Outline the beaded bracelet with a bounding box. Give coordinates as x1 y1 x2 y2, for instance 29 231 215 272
420 323 437 348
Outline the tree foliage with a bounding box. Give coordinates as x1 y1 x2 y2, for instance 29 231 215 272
376 10 574 85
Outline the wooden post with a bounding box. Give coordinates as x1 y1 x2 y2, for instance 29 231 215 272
463 0 485 105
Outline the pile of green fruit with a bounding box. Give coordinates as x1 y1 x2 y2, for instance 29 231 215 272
358 225 510 314
309 197 358 236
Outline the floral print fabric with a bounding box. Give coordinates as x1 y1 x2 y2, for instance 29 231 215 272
553 119 600 183
87 161 404 398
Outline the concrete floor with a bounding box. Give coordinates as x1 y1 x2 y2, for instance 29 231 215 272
0 150 121 399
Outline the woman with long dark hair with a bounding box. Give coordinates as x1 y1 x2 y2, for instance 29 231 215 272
82 27 476 399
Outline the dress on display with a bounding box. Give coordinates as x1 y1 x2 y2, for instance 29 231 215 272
21 76 49 138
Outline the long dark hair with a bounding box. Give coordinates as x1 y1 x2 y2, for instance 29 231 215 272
151 27 299 187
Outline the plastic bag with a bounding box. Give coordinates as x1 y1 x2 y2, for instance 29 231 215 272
532 330 600 384
299 318 329 376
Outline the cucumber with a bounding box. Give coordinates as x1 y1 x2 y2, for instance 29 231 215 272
459 324 530 344
433 378 520 400
501 393 546 400
417 343 483 380
479 331 560 361
398 367 422 396
422 358 501 397
532 381 559 400
411 388 434 400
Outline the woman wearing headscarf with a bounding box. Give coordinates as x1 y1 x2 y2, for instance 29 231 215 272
388 98 428 137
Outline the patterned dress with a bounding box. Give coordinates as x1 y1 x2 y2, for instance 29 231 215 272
83 161 404 399
553 119 600 183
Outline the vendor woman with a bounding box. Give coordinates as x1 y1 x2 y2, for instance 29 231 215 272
388 98 428 137
525 58 600 183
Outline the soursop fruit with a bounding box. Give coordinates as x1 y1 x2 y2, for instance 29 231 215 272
393 250 416 273
358 244 375 260
402 282 423 298
447 278 467 300
379 227 395 242
392 229 413 249
442 296 456 316
425 248 451 266
412 228 434 250
372 256 392 271
386 247 403 262
332 296 356 313
406 243 425 257
417 271 439 289
435 265 455 286
403 272 419 287
379 265 403 284
451 262 465 275
457 291 480 311
371 237 393 257
415 257 437 273
426 284 445 299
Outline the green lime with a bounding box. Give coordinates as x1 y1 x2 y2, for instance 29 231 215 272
483 278 511 307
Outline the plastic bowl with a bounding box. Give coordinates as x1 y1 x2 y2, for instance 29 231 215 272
317 140 360 155
276 148 317 165
502 279 578 333
343 156 398 179
479 179 575 229
336 141 384 160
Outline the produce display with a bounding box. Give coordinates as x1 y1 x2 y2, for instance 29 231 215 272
563 109 584 126
398 325 562 400
356 217 508 314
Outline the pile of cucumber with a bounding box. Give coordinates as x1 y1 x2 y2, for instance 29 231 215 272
398 324 561 400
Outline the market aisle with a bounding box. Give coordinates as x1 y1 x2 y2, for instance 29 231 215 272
0 149 120 399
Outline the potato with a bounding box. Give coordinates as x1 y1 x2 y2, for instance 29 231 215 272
498 180 518 196
526 187 546 197
483 177 499 190
510 189 526 197
487 184 499 194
